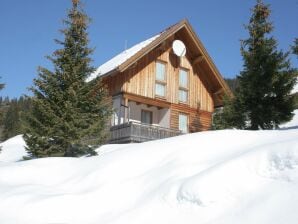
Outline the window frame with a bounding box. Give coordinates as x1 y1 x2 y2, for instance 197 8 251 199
178 68 189 104
141 109 153 125
155 60 167 98
178 113 189 133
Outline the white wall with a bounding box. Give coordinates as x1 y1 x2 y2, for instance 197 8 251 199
111 98 170 128
158 108 170 128
128 101 170 128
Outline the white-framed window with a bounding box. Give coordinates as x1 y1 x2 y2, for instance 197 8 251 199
179 68 189 103
179 113 188 133
155 61 166 97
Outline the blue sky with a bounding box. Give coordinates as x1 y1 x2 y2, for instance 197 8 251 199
0 0 297 98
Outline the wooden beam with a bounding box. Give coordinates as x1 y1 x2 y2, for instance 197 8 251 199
123 93 171 109
192 55 204 65
214 88 224 95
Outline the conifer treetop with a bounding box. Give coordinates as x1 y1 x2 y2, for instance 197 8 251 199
293 39 298 56
23 0 112 158
217 0 297 130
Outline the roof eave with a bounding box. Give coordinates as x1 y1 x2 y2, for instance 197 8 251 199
96 68 119 79
182 21 233 97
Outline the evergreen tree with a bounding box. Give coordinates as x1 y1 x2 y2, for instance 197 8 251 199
0 78 4 153
0 78 4 92
227 0 296 130
1 97 32 141
0 79 4 124
293 39 298 56
24 0 112 158
292 39 298 108
224 77 240 94
212 95 245 130
2 99 22 140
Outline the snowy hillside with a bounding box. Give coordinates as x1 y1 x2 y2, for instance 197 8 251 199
280 109 298 129
0 135 27 162
0 113 298 224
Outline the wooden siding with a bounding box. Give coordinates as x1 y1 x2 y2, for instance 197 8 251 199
170 104 212 132
118 37 214 113
103 73 124 96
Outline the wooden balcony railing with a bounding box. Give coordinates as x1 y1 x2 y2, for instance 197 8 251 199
109 121 181 143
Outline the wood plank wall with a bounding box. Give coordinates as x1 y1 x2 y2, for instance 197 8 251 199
120 39 214 112
170 104 212 132
103 38 215 131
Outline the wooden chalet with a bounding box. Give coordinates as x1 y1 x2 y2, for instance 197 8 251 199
89 19 232 143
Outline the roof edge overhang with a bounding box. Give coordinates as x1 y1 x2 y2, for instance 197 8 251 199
182 20 233 98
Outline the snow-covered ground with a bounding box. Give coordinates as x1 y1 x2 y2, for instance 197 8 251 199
280 109 298 129
0 135 28 162
0 111 298 224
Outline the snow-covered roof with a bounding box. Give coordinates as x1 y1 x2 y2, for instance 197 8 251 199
86 34 161 81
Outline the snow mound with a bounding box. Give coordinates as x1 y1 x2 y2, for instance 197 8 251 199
0 135 27 162
0 129 298 224
279 109 298 129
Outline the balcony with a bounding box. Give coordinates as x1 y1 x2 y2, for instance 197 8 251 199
109 121 181 144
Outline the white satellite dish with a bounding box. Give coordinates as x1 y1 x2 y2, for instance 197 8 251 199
172 40 186 57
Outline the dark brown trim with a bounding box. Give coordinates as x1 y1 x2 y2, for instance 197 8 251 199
123 92 171 108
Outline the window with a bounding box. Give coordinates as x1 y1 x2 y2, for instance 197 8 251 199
156 62 166 81
179 68 189 103
155 83 165 97
141 110 153 124
179 113 188 133
179 90 188 103
155 61 166 97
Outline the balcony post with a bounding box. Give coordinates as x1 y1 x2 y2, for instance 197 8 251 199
124 98 129 123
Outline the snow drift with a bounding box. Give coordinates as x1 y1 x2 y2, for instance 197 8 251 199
0 135 27 162
0 113 298 224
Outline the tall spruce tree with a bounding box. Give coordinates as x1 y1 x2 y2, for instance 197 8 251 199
0 78 4 93
293 39 298 108
293 39 298 56
24 0 112 158
231 0 296 129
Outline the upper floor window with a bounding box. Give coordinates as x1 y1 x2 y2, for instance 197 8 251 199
155 61 166 97
179 68 189 103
